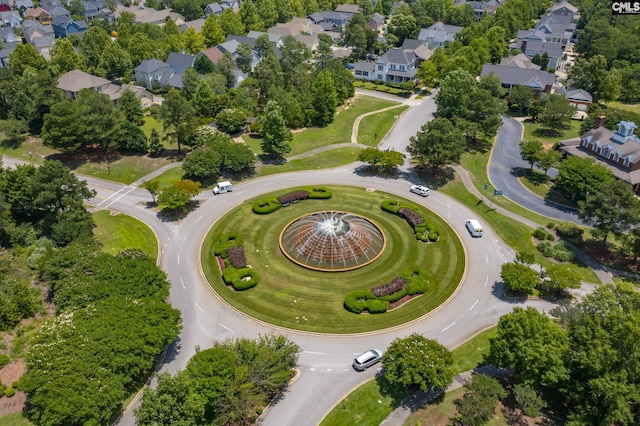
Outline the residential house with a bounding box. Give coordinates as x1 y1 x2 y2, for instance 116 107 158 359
368 13 384 32
52 15 88 38
57 69 154 105
134 52 195 89
0 11 21 27
15 0 33 12
23 7 51 24
454 0 504 21
549 0 578 18
204 3 228 17
535 13 575 46
480 63 556 96
166 51 196 72
114 5 185 27
0 1 10 12
555 86 592 112
43 5 70 18
499 53 541 70
334 4 360 14
182 18 205 32
32 34 55 57
400 40 432 66
559 118 640 192
81 0 103 21
512 37 563 69
354 48 417 83
22 18 54 45
220 0 240 11
199 45 225 64
308 11 352 29
0 26 18 67
417 22 463 49
217 38 259 70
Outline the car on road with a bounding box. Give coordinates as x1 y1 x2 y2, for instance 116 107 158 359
213 181 233 195
353 349 384 371
410 185 430 197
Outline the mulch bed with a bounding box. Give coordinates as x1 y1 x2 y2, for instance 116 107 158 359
388 294 420 311
0 361 26 415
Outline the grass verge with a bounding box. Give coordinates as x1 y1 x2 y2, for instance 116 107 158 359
522 119 582 146
450 327 497 375
354 80 412 97
0 413 35 426
257 148 363 176
202 186 465 333
357 106 409 146
93 210 158 259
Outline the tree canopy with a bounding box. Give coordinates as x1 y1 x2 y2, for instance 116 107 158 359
408 117 465 174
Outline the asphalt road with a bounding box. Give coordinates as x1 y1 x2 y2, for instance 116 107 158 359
488 116 581 223
0 95 572 426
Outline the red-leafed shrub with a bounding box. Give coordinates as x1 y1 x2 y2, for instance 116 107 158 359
398 208 424 227
227 246 247 268
277 190 309 204
372 277 408 297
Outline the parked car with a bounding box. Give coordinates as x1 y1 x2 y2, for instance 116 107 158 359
410 185 430 197
213 181 233 195
353 349 384 371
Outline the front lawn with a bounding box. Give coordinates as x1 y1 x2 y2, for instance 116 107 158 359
357 106 409 146
257 147 363 176
93 210 158 259
522 119 583 146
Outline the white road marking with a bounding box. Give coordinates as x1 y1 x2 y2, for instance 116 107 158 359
180 278 185 289
470 299 479 311
326 369 332 372
310 368 316 371
485 253 489 264
441 322 456 332
195 215 203 223
183 233 189 241
194 303 204 312
484 276 489 287
104 186 136 209
218 323 234 332
177 254 180 266
304 351 327 355
96 185 128 207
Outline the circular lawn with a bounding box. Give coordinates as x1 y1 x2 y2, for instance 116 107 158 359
201 186 465 334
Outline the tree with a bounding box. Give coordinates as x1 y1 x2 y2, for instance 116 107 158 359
500 261 539 295
488 307 569 385
148 129 164 157
158 180 200 213
142 180 161 204
254 34 274 59
194 54 215 74
256 0 278 28
532 51 549 69
387 13 417 44
279 35 311 77
220 8 245 36
579 179 640 251
358 148 405 174
192 79 217 118
79 26 112 73
436 69 476 119
544 264 580 293
117 89 144 126
215 108 246 134
235 42 254 73
99 42 132 80
485 26 509 64
170 0 202 21
181 67 199 100
240 0 264 31
182 27 206 54
513 384 545 417
260 100 292 157
519 140 543 170
8 43 48 76
384 333 454 392
408 118 465 175
343 13 371 59
42 100 83 152
311 71 337 126
135 372 206 426
182 148 222 181
158 90 197 152
507 85 535 114
118 121 148 152
570 55 622 102
454 374 505 426
202 15 225 47
555 156 614 202
75 89 125 153
49 38 86 76
535 149 561 177
538 94 573 131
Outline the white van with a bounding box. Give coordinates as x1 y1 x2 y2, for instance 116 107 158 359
213 181 233 195
465 219 483 237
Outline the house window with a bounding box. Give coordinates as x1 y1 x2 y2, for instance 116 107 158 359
624 156 631 167
399 65 405 71
390 64 396 70
377 65 383 71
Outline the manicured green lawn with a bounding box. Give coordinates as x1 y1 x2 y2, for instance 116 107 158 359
93 210 158 259
450 327 497 375
522 119 583 145
0 128 58 164
141 164 185 190
357 106 409 146
74 154 177 184
0 413 35 426
141 115 163 138
606 101 640 113
354 80 412 97
242 95 401 157
257 148 363 176
202 186 465 333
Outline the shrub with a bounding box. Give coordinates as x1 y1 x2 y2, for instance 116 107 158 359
372 277 407 297
398 207 424 227
222 267 258 291
305 187 332 199
513 384 545 417
380 288 407 303
533 227 550 240
4 388 15 398
553 242 576 262
403 267 429 295
537 241 555 257
0 354 9 369
252 197 282 214
428 231 439 242
367 299 389 314
213 234 244 257
227 246 247 268
11 381 18 389
344 290 376 314
556 222 584 239
277 190 309 205
381 200 402 214
546 222 555 229
546 233 555 241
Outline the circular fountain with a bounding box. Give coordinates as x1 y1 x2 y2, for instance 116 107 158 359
279 211 386 271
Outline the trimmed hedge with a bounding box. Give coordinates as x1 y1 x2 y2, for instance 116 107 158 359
252 186 332 214
252 198 282 214
381 200 402 214
537 241 576 262
382 200 439 242
403 267 429 295
4 388 15 398
213 234 244 257
344 290 377 314
222 267 258 291
533 227 553 241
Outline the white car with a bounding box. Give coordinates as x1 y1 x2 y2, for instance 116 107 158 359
353 349 384 371
410 185 430 197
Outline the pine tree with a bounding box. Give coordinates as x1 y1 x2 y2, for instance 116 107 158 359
149 129 164 156
260 100 292 158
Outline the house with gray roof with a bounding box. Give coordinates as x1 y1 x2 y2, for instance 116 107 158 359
0 33 18 67
555 86 592 112
549 0 578 17
52 15 87 38
166 51 196 72
204 3 228 17
44 5 70 18
0 10 21 27
134 59 171 89
417 22 463 49
354 48 418 83
81 0 103 21
134 53 195 90
499 53 541 70
480 63 556 96
15 0 33 11
512 37 563 69
57 69 154 105
368 13 384 32
560 119 640 192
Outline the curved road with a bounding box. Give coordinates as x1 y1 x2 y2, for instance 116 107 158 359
2 93 574 426
488 116 581 223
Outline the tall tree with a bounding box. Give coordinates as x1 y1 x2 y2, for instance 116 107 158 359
311 70 337 127
49 38 86 76
555 156 614 202
192 79 217 118
117 89 144 126
520 139 543 170
220 8 246 36
181 67 199 100
507 85 535 114
7 43 48 76
235 43 254 73
42 100 83 152
408 117 465 175
256 0 278 28
500 261 539 295
260 100 292 157
201 15 225 47
240 0 264 31
99 42 132 80
535 149 561 176
158 90 197 152
570 55 622 102
182 27 206 54
538 94 574 131
384 333 454 392
79 26 112 73
387 12 417 44
579 179 640 251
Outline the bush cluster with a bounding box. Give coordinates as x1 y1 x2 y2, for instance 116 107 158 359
382 200 439 242
213 234 244 258
537 241 576 262
0 354 9 369
227 246 247 269
222 267 258 291
533 227 554 241
4 388 15 398
252 187 332 214
556 222 584 244
344 267 429 314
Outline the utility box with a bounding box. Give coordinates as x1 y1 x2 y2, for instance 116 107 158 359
213 181 233 195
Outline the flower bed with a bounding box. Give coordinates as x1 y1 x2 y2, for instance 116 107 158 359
252 186 332 214
381 200 439 242
227 246 247 268
214 234 256 290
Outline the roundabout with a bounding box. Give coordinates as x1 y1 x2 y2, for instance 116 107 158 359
200 186 465 333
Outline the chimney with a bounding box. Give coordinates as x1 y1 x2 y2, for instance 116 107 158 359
595 113 605 129
521 39 527 53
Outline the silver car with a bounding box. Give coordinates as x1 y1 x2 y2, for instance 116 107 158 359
353 349 384 371
410 185 430 197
